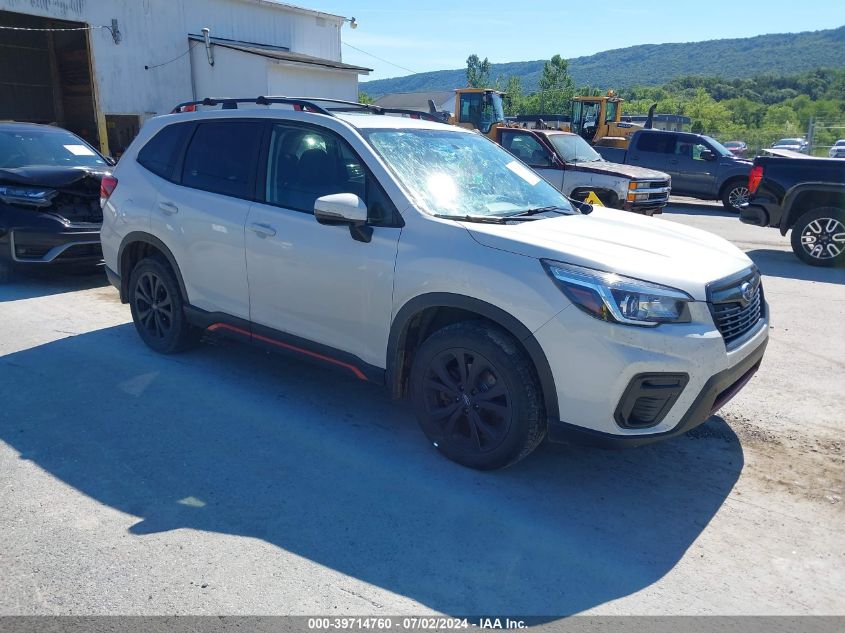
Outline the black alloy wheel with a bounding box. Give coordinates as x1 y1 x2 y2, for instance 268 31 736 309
410 321 545 470
128 256 201 353
422 347 513 455
134 271 174 341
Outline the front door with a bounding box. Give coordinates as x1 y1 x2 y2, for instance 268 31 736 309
245 122 401 368
499 130 563 190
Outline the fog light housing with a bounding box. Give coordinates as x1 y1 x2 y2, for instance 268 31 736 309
615 373 689 429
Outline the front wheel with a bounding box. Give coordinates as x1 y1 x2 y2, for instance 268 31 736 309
790 207 845 267
410 321 545 470
721 181 750 212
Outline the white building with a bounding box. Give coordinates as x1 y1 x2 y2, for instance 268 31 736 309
0 0 369 155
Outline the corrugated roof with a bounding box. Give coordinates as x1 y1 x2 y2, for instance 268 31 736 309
188 35 371 74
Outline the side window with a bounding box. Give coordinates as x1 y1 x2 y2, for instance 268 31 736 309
501 132 552 167
605 101 618 124
673 139 709 160
636 132 674 154
458 93 481 125
181 121 263 198
137 123 191 180
265 124 398 225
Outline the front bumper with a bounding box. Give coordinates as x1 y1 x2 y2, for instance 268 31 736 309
533 300 769 446
0 203 102 268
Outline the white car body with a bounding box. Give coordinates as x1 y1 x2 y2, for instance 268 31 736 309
101 105 768 465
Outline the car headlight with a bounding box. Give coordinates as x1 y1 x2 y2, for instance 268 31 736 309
543 260 692 327
0 186 57 208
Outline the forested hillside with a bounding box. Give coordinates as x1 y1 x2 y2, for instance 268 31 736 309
361 26 845 96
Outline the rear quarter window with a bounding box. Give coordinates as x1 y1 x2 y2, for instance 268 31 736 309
636 132 674 153
137 123 191 180
181 121 264 199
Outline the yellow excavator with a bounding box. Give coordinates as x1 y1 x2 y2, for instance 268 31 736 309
430 88 655 149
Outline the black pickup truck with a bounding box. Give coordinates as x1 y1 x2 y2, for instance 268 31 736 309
741 154 845 267
597 129 753 211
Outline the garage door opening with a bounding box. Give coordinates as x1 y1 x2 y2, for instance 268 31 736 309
0 10 100 151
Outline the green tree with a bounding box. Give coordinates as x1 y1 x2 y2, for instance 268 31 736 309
466 54 491 88
503 76 523 115
358 91 374 105
538 54 574 114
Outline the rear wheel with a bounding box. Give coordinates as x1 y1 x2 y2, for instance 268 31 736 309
721 180 750 212
128 256 201 353
790 207 845 267
410 321 545 470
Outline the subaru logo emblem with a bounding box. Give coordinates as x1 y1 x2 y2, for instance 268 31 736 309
740 281 755 304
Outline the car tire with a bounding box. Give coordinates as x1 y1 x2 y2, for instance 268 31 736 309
128 255 202 353
721 180 750 212
790 207 845 268
410 320 546 470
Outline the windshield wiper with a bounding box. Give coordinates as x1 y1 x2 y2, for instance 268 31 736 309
502 205 573 218
433 213 542 224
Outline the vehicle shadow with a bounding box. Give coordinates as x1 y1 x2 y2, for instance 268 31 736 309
664 201 736 218
0 325 744 618
0 267 108 302
747 249 845 284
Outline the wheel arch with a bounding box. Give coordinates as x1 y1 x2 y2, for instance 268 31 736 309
387 293 560 422
570 187 621 209
117 232 188 304
717 174 749 200
780 184 845 234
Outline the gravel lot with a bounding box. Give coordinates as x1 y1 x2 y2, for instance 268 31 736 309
0 200 843 618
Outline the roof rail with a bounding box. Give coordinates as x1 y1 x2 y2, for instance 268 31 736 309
170 96 440 121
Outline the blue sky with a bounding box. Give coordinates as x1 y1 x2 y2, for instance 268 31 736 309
313 0 844 82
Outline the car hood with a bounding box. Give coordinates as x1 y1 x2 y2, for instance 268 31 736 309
462 208 753 300
570 160 669 181
0 165 110 188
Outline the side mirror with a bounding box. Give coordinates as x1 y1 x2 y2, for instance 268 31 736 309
700 150 716 161
314 193 372 243
314 193 367 224
568 198 594 214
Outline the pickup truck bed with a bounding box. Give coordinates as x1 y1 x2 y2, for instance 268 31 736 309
741 154 845 267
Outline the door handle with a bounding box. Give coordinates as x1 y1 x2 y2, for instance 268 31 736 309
158 201 179 215
249 223 277 238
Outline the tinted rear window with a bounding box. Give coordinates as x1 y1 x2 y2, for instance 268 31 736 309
137 123 191 179
636 132 674 153
182 121 263 198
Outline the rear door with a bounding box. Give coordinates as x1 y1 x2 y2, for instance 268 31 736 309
667 135 718 196
630 131 674 173
498 129 563 190
150 119 263 320
244 122 402 368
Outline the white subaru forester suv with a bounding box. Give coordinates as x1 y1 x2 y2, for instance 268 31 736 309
100 97 768 470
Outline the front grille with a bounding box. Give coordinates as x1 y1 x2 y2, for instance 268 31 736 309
50 192 103 224
708 269 764 347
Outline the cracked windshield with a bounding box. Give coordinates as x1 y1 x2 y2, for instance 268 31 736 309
365 129 573 218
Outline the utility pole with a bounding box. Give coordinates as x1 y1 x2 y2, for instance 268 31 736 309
807 116 815 154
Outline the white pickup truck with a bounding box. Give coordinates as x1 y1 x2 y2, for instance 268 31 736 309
496 127 672 215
